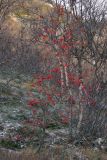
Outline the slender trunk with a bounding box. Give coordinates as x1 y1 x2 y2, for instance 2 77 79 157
63 60 73 137
76 57 83 135
76 101 83 134
64 63 69 87
57 56 65 93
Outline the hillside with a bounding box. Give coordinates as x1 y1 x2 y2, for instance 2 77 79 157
0 0 107 160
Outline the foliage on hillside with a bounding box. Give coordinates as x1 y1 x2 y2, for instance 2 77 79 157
0 1 107 159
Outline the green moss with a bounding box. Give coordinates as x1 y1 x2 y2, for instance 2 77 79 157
0 139 21 149
46 123 61 130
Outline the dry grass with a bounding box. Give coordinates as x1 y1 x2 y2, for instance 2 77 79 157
82 148 107 160
0 146 69 160
0 146 107 160
0 148 43 160
0 145 79 160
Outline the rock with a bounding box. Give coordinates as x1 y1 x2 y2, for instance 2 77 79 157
92 138 102 147
92 138 107 151
95 138 104 145
45 128 69 144
11 87 20 96
73 150 89 160
101 145 107 151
